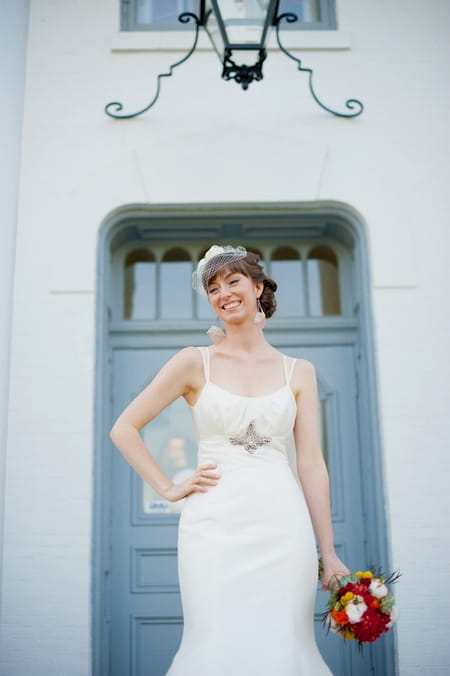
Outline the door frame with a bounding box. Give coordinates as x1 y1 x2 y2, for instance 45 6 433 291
92 201 398 676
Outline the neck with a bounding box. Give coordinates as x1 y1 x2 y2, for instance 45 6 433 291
219 321 270 353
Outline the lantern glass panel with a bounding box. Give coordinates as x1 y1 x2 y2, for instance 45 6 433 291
205 0 277 58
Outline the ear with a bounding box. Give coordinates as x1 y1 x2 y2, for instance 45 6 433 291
255 281 264 298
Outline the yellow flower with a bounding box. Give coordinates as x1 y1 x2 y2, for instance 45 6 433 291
341 592 355 604
356 570 373 579
344 628 355 640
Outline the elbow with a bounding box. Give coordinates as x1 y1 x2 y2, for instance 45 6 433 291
109 424 117 444
109 419 123 444
109 418 138 445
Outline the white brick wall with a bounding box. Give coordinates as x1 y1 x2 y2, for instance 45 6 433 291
1 0 449 674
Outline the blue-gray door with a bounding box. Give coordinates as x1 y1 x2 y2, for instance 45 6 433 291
109 340 377 676
110 346 190 676
100 234 392 675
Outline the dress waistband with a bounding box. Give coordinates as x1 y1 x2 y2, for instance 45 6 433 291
197 433 289 465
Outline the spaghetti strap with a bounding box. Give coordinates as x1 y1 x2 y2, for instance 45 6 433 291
198 346 210 382
283 354 290 384
283 355 296 385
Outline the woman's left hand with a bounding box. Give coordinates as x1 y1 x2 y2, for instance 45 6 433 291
320 552 351 591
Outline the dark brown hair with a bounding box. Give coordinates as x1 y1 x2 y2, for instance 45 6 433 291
205 251 277 318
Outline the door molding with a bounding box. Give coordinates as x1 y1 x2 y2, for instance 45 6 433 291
93 201 397 676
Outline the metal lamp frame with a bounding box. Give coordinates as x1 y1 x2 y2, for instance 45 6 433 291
105 0 363 119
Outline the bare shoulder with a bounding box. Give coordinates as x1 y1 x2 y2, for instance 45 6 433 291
294 358 316 376
174 345 203 368
170 346 205 399
290 358 318 399
153 346 203 388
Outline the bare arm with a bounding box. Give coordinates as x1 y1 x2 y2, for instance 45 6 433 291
109 346 220 501
293 359 350 588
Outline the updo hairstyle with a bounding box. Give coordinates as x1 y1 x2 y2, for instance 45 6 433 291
204 251 277 318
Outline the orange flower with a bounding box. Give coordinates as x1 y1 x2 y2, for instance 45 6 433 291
371 599 380 609
331 609 349 625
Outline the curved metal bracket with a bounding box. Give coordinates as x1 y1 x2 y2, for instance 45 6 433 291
275 13 364 118
105 12 201 119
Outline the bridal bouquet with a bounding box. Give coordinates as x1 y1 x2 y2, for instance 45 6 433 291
322 568 400 645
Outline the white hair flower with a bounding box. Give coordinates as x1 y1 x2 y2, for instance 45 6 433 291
192 244 247 294
204 245 226 260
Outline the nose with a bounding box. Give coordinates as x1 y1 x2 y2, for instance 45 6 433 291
217 283 232 301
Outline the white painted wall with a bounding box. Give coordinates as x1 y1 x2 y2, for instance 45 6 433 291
1 0 449 674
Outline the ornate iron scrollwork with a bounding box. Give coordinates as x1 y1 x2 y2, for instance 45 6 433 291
104 6 364 119
104 12 201 120
221 49 267 91
274 13 364 118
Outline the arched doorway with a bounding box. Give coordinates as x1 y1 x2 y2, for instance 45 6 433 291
93 203 395 676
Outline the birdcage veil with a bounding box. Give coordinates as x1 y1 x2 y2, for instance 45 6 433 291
192 245 247 295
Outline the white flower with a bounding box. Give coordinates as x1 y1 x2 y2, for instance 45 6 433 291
369 579 388 599
345 596 368 624
204 245 225 261
386 605 398 629
327 615 340 634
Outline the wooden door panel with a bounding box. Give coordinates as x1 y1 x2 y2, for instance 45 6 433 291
284 345 374 674
111 347 190 676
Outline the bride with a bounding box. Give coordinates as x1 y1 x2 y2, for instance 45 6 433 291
110 245 349 675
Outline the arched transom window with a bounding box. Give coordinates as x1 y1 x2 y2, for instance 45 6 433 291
117 242 347 321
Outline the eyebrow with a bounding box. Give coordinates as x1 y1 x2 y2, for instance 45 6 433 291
208 271 240 287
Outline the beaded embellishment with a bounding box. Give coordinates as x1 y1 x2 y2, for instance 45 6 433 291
229 420 272 454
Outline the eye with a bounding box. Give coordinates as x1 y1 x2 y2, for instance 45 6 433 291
207 285 218 295
229 278 239 285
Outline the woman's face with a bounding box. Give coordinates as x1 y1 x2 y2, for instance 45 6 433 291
207 268 263 324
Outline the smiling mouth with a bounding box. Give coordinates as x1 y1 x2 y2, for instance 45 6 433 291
222 301 241 310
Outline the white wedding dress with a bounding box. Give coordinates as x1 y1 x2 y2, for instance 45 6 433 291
166 347 331 676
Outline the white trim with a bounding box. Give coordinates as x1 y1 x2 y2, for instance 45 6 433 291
0 0 30 615
94 200 394 675
110 30 351 53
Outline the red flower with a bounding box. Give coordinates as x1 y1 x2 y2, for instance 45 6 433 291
324 568 400 646
340 582 370 597
351 605 390 643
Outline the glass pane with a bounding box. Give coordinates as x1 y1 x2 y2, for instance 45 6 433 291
160 248 193 319
270 247 304 317
278 0 320 23
205 0 273 48
124 249 156 319
307 246 341 316
141 395 198 514
198 292 216 320
136 0 194 25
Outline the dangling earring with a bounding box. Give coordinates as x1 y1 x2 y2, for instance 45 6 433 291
254 299 265 324
207 316 225 344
